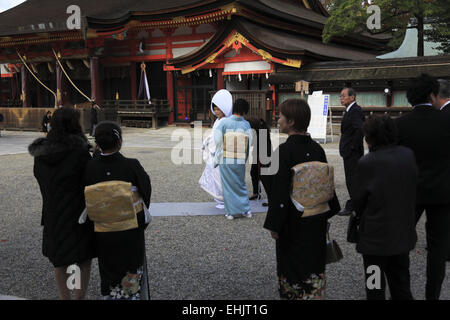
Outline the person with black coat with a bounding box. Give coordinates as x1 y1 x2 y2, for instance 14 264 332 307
338 87 365 216
28 107 96 300
353 115 418 300
84 121 152 300
41 111 52 134
264 99 341 300
432 79 450 112
247 117 272 205
395 74 450 300
90 103 100 136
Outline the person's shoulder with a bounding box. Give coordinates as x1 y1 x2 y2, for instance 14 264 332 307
124 156 144 168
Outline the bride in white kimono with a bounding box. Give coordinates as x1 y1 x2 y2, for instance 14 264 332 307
199 89 233 209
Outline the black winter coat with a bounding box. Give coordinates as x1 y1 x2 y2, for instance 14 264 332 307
29 135 96 267
353 145 418 256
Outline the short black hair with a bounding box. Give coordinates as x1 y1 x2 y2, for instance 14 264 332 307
279 99 311 132
94 121 122 152
362 115 398 151
233 99 249 115
406 73 439 106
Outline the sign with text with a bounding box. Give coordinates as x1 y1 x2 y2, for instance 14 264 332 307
307 93 329 141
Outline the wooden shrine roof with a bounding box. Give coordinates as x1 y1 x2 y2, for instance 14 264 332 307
268 55 450 83
168 17 378 69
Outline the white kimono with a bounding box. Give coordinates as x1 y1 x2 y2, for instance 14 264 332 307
198 89 233 203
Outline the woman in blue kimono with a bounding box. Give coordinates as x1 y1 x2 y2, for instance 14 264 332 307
214 99 253 220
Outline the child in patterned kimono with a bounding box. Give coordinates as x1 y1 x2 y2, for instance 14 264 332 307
214 99 253 220
199 89 233 209
84 121 152 300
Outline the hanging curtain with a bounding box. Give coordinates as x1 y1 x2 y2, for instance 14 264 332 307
137 63 151 105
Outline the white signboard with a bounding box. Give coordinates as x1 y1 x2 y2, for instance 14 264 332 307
307 93 329 142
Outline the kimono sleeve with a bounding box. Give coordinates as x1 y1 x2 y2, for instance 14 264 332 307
132 159 152 208
213 120 225 167
263 145 291 234
318 147 341 218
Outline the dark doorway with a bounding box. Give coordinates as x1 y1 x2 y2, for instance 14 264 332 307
175 70 216 123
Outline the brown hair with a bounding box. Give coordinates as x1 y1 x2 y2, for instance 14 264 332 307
279 99 311 132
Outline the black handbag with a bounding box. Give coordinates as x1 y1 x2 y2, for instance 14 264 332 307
326 222 343 264
347 212 360 243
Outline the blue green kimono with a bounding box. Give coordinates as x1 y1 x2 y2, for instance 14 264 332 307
214 115 253 216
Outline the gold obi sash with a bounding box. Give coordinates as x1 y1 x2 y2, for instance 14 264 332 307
290 161 335 217
84 181 144 232
223 131 249 160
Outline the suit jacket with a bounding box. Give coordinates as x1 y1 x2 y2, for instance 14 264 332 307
353 145 418 256
396 105 450 205
339 103 365 159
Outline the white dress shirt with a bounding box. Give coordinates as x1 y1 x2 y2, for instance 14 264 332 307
346 101 356 112
441 101 450 111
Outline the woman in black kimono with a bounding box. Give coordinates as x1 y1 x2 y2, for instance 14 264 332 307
29 107 95 300
84 121 152 300
264 99 341 300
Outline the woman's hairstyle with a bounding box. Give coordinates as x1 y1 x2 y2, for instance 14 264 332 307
362 115 398 150
94 121 122 152
233 99 249 115
46 106 86 142
279 99 311 132
406 73 439 106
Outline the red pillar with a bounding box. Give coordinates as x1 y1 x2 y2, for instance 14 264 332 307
167 71 174 124
271 84 276 118
0 65 3 106
217 68 224 90
130 62 137 102
90 57 103 105
56 63 63 106
21 64 31 108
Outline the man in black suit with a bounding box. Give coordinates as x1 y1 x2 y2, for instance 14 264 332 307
431 79 450 112
432 79 450 263
395 74 450 300
338 87 365 216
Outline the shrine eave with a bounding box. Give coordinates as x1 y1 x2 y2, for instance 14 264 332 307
167 17 377 72
269 55 450 83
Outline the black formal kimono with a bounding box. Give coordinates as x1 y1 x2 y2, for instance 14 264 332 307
84 152 152 299
264 134 341 300
29 135 96 267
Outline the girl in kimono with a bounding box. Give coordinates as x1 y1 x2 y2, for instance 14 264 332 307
84 121 152 300
263 99 340 300
199 89 233 209
214 99 253 220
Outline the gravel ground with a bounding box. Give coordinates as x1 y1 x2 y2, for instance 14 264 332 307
0 129 448 300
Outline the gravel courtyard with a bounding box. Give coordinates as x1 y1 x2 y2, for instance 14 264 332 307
0 128 448 300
